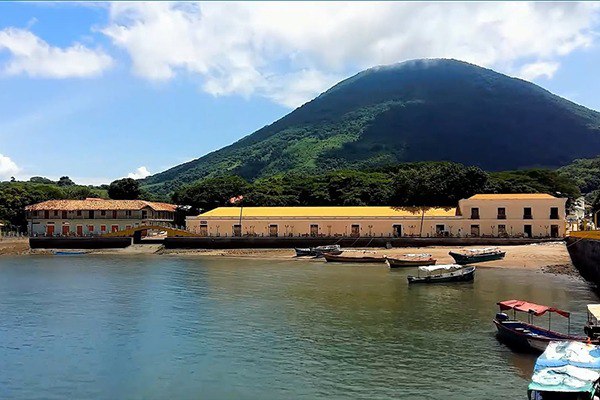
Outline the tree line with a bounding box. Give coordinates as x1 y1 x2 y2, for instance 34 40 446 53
173 161 580 213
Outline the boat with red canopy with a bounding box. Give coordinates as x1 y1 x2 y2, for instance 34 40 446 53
493 299 591 353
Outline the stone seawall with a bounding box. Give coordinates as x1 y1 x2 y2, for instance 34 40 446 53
566 237 600 286
164 236 561 249
30 237 132 249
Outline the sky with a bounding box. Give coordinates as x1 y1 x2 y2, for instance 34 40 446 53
1 2 600 184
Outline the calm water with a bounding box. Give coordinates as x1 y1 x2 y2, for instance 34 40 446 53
0 255 597 399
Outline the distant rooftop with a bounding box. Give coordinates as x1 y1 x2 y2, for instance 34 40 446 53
26 198 177 212
467 193 558 200
196 206 457 218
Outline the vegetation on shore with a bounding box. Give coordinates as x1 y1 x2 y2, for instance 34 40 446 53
173 161 580 213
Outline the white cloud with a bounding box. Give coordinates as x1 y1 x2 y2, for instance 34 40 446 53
127 166 151 179
518 61 561 80
102 2 600 108
0 154 20 180
0 27 113 78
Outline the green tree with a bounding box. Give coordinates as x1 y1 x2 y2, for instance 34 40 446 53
108 178 141 200
172 175 250 211
57 176 75 186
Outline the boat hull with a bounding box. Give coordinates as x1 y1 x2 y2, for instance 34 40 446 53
407 266 475 284
386 258 437 268
493 319 589 353
324 254 386 263
449 251 506 265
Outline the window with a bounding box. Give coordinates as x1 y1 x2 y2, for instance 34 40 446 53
269 224 278 237
76 225 83 236
62 211 67 219
310 224 319 237
233 224 242 237
33 210 38 217
46 223 55 236
551 225 559 238
111 225 119 233
88 225 94 233
100 225 106 233
101 210 106 216
550 207 559 220
498 224 507 236
44 210 49 219
436 224 445 236
393 224 402 237
350 224 360 237
89 210 95 219
142 210 148 219
126 210 132 217
76 210 82 217
112 211 118 219
54 210 58 216
470 225 480 237
523 207 533 219
470 207 480 219
497 207 506 219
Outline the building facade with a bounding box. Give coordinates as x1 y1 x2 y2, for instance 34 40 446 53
25 198 177 236
186 194 567 238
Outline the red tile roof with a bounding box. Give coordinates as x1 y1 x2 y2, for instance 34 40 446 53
26 198 177 212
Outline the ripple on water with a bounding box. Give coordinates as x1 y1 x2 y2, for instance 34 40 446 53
0 256 597 399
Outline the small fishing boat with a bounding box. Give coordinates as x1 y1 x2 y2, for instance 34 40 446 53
449 247 505 264
407 264 475 284
324 250 386 263
493 300 590 353
295 245 341 257
528 341 600 399
385 253 437 268
53 251 88 255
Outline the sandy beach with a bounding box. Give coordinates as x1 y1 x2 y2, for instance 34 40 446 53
6 239 578 275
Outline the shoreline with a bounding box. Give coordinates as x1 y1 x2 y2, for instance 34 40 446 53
3 239 579 275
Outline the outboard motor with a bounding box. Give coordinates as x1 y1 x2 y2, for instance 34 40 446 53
495 312 509 322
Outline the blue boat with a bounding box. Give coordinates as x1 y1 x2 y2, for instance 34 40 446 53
53 251 88 255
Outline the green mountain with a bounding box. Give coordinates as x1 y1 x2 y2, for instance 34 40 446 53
144 59 600 194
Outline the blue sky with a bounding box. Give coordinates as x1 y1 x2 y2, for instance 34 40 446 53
1 2 600 184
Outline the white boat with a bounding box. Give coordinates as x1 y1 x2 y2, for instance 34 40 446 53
407 264 475 284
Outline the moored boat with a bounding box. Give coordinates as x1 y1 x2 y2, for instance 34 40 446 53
407 264 475 284
295 245 341 257
528 341 600 399
449 247 505 264
493 300 590 353
324 250 386 263
385 253 437 268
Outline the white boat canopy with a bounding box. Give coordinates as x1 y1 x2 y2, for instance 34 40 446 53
418 264 463 273
588 304 600 325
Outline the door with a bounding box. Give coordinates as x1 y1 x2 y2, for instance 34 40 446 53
62 225 70 236
46 224 55 236
551 225 559 238
269 225 278 237
351 224 360 237
393 224 402 237
310 224 319 237
470 225 480 237
76 225 83 236
88 225 94 234
199 224 208 237
111 225 119 233
233 224 241 237
524 225 532 238
436 224 445 236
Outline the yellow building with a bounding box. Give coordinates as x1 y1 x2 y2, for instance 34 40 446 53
186 193 567 239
